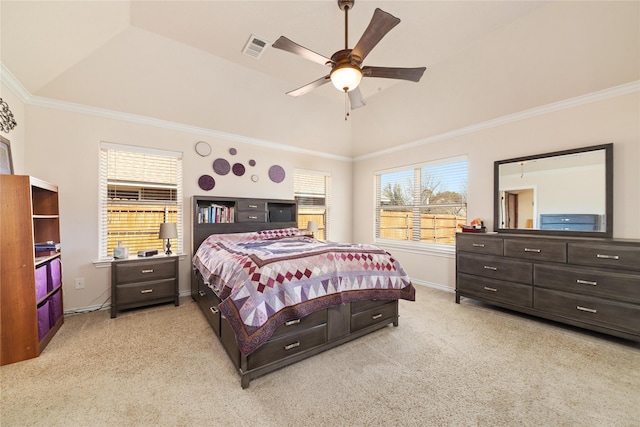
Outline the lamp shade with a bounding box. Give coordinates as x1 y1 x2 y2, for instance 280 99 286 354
158 223 178 239
307 221 319 232
330 64 362 92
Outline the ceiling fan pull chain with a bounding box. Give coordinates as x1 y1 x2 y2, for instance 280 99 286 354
344 90 350 120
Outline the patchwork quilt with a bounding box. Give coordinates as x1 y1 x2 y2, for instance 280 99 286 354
193 228 415 355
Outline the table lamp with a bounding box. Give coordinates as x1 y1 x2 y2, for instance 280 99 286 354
158 223 178 255
307 221 318 238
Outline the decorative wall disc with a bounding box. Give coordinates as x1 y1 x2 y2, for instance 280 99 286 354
249 159 256 167
251 174 259 182
268 165 286 183
232 163 245 176
213 158 231 175
195 141 211 157
229 148 237 155
198 175 215 191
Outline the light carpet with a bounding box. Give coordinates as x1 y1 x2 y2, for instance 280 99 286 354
1 285 638 426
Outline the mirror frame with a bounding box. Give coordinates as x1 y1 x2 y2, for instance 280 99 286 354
494 143 613 238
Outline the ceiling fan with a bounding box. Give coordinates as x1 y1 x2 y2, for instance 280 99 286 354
272 0 426 113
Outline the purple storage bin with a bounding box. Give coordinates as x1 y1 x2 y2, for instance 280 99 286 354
48 258 62 291
49 289 63 326
35 265 48 302
37 301 51 341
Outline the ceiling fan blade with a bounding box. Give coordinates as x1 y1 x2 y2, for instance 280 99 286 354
351 8 401 64
286 75 331 97
348 87 366 109
362 66 426 82
272 36 332 67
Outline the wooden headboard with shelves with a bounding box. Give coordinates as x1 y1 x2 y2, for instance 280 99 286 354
191 196 298 254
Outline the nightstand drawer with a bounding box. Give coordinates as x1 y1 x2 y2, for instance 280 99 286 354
113 258 176 283
116 278 176 305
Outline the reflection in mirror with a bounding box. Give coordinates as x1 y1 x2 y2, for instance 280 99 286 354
494 144 613 237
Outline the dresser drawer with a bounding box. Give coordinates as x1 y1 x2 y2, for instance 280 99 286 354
534 288 640 335
504 239 566 263
534 264 640 304
271 309 328 339
247 324 326 370
457 253 533 284
456 234 503 256
113 258 176 283
350 300 398 333
568 243 640 271
457 273 532 307
116 278 176 305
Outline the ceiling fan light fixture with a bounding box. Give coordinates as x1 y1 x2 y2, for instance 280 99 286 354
330 63 362 92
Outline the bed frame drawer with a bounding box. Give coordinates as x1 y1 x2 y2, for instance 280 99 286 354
270 309 328 339
247 324 327 370
197 284 222 336
350 300 398 333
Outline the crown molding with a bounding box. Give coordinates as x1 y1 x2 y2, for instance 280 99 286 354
354 80 640 162
2 61 637 163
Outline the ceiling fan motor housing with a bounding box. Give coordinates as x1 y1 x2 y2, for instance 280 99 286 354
338 0 355 12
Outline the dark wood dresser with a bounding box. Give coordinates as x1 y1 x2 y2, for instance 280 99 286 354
456 232 640 342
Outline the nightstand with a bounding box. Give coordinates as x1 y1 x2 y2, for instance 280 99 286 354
111 255 179 318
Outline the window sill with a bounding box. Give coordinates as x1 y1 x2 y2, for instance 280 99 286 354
374 239 456 258
93 253 187 268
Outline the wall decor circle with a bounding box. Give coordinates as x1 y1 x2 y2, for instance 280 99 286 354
251 174 259 182
229 148 237 155
213 158 231 175
268 165 286 183
195 141 211 157
232 163 245 176
198 175 215 191
249 159 256 167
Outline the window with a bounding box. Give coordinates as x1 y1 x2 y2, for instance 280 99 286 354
99 143 183 260
375 157 467 245
294 170 331 240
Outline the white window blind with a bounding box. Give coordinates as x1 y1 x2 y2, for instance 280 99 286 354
294 170 331 240
99 143 183 259
375 157 467 245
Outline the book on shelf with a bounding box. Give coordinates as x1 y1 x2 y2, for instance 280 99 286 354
35 241 61 256
198 204 234 224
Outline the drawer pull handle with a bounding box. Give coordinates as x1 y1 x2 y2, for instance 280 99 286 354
248 204 258 208
141 269 154 274
198 291 206 297
483 266 498 271
577 305 597 314
284 341 300 351
209 306 219 314
472 243 485 248
285 319 301 326
524 248 541 253
140 289 153 294
248 216 258 219
483 286 498 292
596 254 619 260
576 279 597 286
372 313 383 320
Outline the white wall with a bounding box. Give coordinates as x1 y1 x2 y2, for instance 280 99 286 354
23 105 352 311
0 82 26 173
352 91 640 291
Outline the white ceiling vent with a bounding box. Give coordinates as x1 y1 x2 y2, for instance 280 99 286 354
242 34 269 59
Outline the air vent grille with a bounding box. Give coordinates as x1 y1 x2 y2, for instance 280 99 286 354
242 34 269 59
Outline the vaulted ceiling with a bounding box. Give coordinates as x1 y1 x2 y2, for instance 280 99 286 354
2 1 638 158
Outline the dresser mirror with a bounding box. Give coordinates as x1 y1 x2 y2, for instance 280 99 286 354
494 143 613 237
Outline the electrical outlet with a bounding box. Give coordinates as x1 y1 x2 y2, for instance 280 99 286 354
74 277 85 289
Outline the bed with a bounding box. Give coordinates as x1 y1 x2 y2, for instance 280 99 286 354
191 196 415 388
